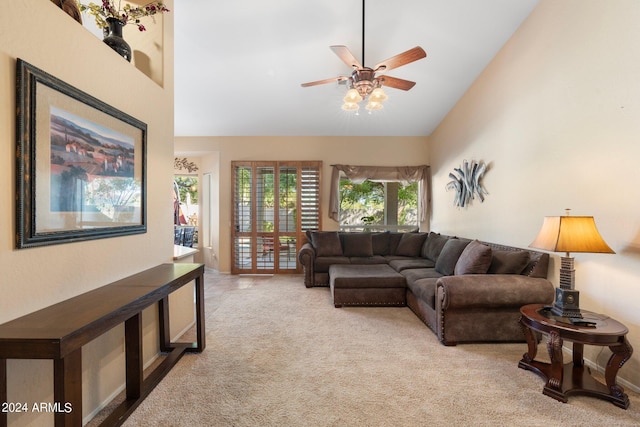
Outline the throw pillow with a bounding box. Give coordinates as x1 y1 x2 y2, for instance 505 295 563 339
421 232 450 261
342 233 374 257
435 238 471 276
488 250 531 274
396 232 429 257
310 231 343 257
454 240 493 275
371 231 390 255
387 232 405 255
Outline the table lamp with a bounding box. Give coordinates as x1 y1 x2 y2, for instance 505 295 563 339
529 209 614 318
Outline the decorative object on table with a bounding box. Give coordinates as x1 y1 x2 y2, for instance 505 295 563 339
78 1 170 61
51 0 83 23
15 58 147 248
445 160 488 208
529 209 615 318
300 0 426 113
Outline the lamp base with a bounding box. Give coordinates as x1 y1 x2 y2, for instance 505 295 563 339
551 287 582 318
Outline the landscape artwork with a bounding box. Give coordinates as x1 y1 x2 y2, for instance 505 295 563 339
49 106 140 225
16 58 147 248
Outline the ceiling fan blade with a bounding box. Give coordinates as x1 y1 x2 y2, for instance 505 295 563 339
378 75 416 91
301 76 348 87
330 45 363 70
374 46 426 72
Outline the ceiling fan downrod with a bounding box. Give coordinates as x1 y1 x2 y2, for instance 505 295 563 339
361 0 365 67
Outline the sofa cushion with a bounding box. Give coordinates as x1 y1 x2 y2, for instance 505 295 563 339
348 256 388 265
387 233 405 255
389 258 436 272
330 264 406 289
314 256 350 272
421 232 450 261
406 277 439 309
401 268 444 286
488 250 531 274
310 231 343 257
395 232 429 257
435 238 471 276
454 240 493 275
371 231 390 255
342 233 373 257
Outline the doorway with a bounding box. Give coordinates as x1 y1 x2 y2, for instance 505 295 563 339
231 161 321 274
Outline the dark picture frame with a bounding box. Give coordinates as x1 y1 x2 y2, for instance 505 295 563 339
16 58 147 248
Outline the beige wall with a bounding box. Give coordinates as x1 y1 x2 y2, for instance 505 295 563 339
0 1 178 425
175 136 430 272
430 0 640 390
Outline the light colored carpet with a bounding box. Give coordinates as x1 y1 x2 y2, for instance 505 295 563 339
122 273 640 426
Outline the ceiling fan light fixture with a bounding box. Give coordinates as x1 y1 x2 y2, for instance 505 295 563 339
342 102 360 111
343 88 363 103
301 1 426 114
369 87 387 103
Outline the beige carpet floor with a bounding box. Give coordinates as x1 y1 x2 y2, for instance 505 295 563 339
120 271 640 426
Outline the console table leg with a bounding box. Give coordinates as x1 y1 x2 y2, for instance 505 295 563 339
158 297 171 352
125 313 143 400
1 358 6 427
54 349 82 426
194 274 206 352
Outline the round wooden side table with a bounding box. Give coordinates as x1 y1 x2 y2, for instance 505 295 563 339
518 303 633 409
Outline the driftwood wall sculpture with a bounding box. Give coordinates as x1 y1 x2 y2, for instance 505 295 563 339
445 160 488 208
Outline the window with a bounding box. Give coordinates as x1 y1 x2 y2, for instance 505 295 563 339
329 164 429 228
339 179 418 232
232 161 321 274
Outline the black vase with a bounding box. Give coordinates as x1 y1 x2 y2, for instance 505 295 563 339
103 17 131 62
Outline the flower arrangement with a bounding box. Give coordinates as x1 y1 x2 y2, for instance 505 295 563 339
78 0 170 32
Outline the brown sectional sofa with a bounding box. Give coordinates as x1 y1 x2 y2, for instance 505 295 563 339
297 231 555 345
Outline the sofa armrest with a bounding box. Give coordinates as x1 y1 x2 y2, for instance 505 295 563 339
298 242 316 288
437 274 555 310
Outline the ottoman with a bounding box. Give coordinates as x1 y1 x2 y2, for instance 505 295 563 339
329 264 407 308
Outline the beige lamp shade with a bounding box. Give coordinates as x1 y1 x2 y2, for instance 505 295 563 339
529 216 615 254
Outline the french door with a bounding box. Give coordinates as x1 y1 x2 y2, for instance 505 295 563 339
232 161 321 274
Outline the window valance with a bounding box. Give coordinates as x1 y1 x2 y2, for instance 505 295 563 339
329 164 431 222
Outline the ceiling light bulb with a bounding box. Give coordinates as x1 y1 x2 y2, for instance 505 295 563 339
344 88 363 103
342 102 360 111
365 101 383 111
369 88 388 103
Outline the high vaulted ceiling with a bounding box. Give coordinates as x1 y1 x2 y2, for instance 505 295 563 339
174 0 539 137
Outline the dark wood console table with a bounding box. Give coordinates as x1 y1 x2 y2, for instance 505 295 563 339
518 303 632 409
0 263 205 427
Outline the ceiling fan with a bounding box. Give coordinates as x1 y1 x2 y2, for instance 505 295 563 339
301 0 427 111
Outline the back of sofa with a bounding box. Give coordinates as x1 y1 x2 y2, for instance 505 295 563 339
300 230 550 283
479 241 549 279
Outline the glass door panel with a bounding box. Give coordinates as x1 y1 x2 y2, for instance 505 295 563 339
279 166 297 233
234 236 252 270
232 161 321 274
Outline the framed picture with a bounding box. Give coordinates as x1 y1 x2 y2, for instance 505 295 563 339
16 59 147 248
